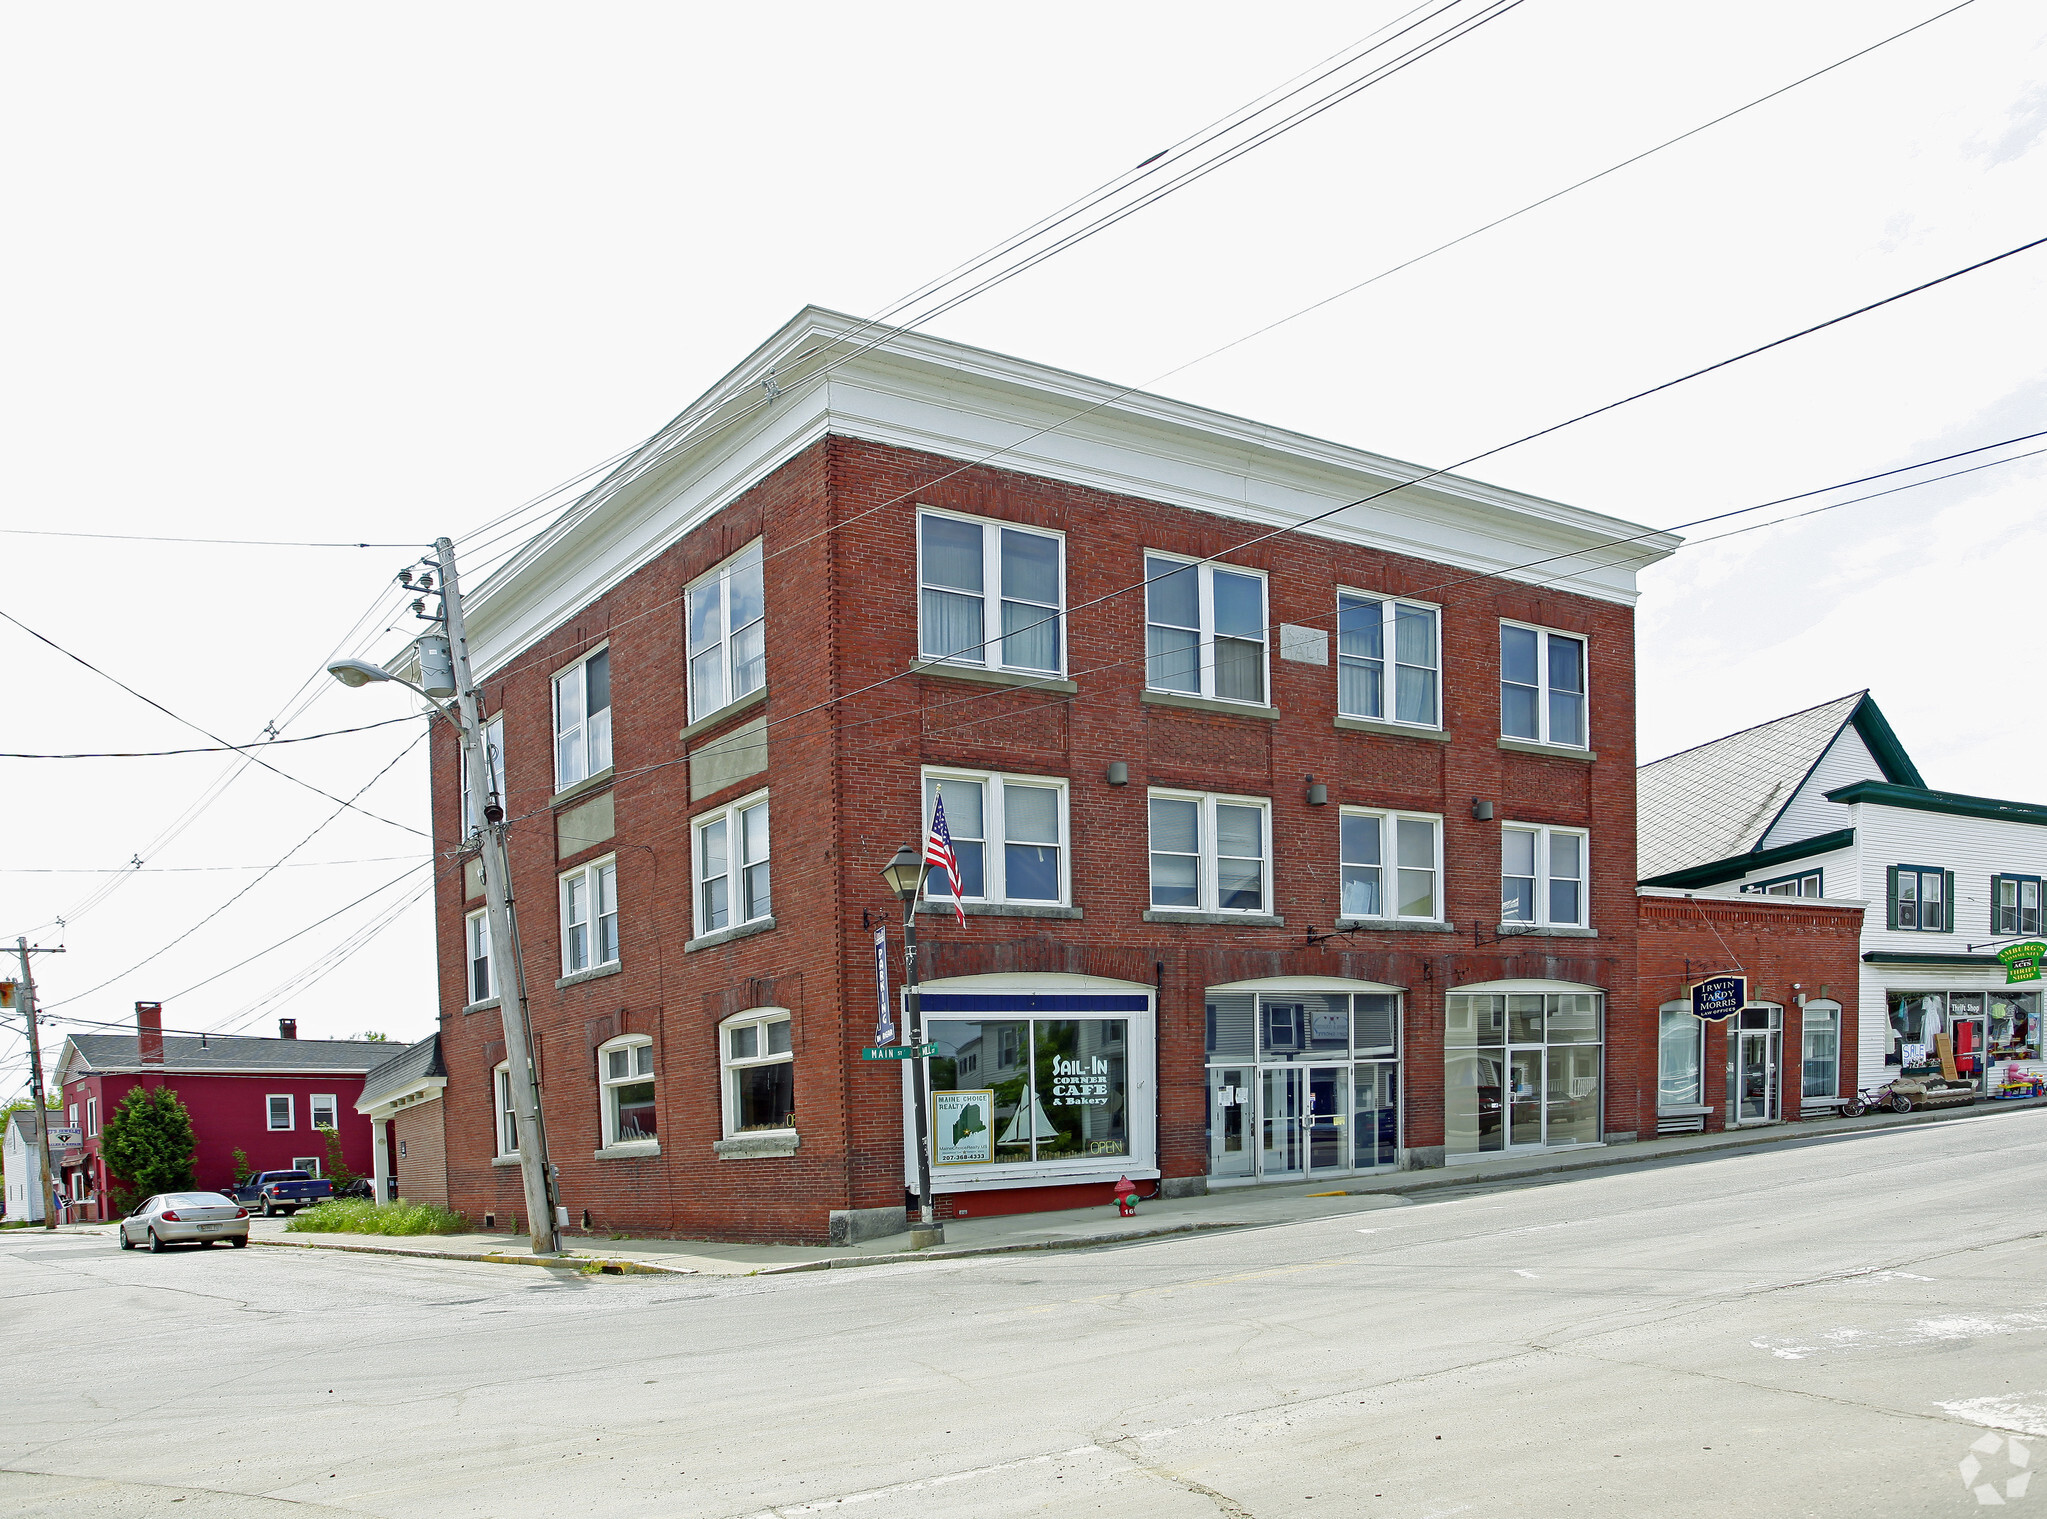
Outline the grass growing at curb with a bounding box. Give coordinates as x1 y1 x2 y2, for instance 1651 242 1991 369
285 1198 469 1236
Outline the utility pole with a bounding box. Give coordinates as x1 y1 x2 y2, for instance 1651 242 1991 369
15 939 64 1231
433 537 562 1254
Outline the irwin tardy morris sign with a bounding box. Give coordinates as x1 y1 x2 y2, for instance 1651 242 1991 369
1690 974 1748 1021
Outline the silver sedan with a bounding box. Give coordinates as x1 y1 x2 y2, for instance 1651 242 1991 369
118 1192 251 1252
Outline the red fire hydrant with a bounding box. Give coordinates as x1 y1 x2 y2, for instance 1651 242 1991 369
1113 1177 1138 1217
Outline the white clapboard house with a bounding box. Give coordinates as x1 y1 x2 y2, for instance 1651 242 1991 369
1639 691 2045 1097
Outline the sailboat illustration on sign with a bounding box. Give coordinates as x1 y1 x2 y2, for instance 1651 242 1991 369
999 1091 1059 1145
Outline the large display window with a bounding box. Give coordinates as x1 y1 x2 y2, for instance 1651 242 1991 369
1887 988 2039 1082
1445 982 1604 1158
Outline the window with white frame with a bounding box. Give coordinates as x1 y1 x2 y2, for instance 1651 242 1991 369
721 1009 793 1135
86 1098 97 1136
687 542 766 722
1802 1003 1840 1099
1145 554 1268 705
1148 791 1270 914
460 713 506 835
552 647 612 790
1743 870 1823 898
1337 594 1440 727
597 1035 657 1147
293 1156 323 1177
1659 1004 1704 1106
918 509 1064 674
310 1094 338 1131
922 770 1068 905
561 857 620 974
466 909 494 1004
1340 809 1442 920
1994 874 2043 937
1888 864 1950 932
493 1063 517 1157
266 1095 294 1131
1501 824 1588 927
1500 623 1587 747
695 792 770 936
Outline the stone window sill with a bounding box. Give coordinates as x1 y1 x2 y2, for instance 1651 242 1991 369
463 997 502 1015
549 767 616 809
1141 690 1279 720
1334 917 1458 934
490 1154 522 1168
594 1141 660 1160
917 901 1083 920
1334 716 1452 742
556 961 624 990
680 683 769 743
714 1131 800 1160
1143 909 1285 927
685 916 777 953
914 662 1078 695
1496 923 1598 938
1497 738 1597 763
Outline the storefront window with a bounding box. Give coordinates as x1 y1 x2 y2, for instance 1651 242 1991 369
1659 1005 1703 1106
929 1014 1130 1166
1204 987 1400 1178
1446 988 1604 1157
1802 1004 1839 1099
1990 992 2039 1061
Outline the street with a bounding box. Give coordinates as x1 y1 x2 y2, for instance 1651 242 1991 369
5 1109 2045 1518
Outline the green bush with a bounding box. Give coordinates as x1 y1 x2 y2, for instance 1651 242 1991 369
285 1198 468 1236
101 1087 197 1199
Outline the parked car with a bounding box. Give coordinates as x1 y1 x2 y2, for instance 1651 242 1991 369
224 1169 333 1216
119 1192 250 1252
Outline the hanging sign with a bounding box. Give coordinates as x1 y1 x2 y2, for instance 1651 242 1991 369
872 924 895 1045
1998 941 2046 984
1690 974 1748 1021
933 1089 995 1164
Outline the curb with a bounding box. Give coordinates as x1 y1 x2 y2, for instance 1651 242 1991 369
249 1237 693 1275
748 1219 1251 1274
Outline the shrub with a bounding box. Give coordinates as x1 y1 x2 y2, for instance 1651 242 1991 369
285 1198 468 1236
315 1126 359 1196
101 1087 197 1199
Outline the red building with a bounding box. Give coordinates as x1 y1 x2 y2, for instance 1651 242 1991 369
428 309 1681 1244
53 1006 385 1218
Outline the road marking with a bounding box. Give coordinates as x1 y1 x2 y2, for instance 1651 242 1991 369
1513 1270 1538 1279
1938 1394 2047 1438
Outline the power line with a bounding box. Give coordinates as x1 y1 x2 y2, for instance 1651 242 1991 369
0 712 422 759
0 855 426 875
0 530 429 548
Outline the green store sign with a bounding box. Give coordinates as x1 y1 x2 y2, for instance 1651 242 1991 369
1998 941 2047 984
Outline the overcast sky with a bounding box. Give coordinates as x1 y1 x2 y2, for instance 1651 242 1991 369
2 0 2041 1086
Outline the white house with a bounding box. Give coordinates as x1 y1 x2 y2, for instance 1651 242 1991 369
3 1107 74 1222
1639 691 2044 1095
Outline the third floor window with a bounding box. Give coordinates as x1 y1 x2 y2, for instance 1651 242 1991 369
1501 623 1586 748
687 541 765 723
918 509 1064 674
553 647 612 791
1145 554 1267 706
1338 594 1439 727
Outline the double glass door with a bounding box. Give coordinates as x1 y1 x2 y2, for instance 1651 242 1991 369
1207 1062 1398 1179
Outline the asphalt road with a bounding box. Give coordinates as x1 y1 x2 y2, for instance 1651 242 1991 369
5 1108 2046 1518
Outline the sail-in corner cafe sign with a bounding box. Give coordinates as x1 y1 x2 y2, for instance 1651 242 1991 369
1999 941 2047 984
1690 974 1748 1022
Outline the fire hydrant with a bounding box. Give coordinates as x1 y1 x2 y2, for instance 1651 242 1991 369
1113 1176 1138 1217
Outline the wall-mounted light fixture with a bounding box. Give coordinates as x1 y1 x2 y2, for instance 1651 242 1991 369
1106 761 1129 786
1471 799 1494 821
1305 775 1328 806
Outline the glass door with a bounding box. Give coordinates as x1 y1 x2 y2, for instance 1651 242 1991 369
1737 1031 1777 1122
1353 1061 1398 1169
1260 1067 1304 1177
1207 1067 1253 1178
1508 1048 1545 1147
1305 1065 1349 1174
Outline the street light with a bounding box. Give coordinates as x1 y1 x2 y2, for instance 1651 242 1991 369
325 658 395 689
881 844 942 1249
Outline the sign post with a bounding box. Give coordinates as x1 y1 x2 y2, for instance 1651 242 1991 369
1689 974 1748 1022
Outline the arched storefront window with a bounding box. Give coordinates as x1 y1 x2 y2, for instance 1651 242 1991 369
1445 981 1604 1158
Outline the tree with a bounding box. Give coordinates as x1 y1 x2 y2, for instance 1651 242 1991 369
316 1126 358 1195
231 1148 253 1186
100 1087 198 1200
353 1031 389 1042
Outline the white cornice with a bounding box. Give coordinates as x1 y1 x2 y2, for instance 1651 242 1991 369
461 307 1680 677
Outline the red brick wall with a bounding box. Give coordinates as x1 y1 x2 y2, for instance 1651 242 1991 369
1637 894 1865 1127
391 1101 449 1208
434 435 1648 1242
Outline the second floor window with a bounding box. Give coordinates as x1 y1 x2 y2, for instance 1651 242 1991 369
1502 824 1587 927
696 793 770 936
598 1036 657 1147
1341 809 1441 921
1149 791 1269 914
1146 555 1267 705
918 510 1064 674
1500 623 1586 747
1338 595 1439 727
267 1095 294 1131
923 771 1067 905
561 858 620 974
1890 865 1951 932
553 648 612 790
1994 874 2043 937
466 910 493 1003
687 542 766 722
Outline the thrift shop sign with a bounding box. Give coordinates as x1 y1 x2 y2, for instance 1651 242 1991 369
1999 942 2046 984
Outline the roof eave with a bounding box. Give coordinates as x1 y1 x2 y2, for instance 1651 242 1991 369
1638 827 1856 890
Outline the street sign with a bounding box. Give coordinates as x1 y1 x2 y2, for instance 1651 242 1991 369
860 1043 936 1061
1998 941 2046 984
1689 974 1747 1021
872 924 895 1045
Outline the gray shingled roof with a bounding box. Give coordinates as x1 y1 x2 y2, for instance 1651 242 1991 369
358 1035 444 1107
1637 692 1867 881
63 1033 392 1075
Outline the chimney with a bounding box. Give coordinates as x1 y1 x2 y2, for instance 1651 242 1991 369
137 1002 164 1065
279 1018 298 1040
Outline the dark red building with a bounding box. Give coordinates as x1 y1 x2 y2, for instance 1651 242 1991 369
428 309 1680 1244
54 1007 383 1218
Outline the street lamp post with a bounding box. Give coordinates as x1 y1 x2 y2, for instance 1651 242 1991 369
327 536 563 1255
880 845 941 1249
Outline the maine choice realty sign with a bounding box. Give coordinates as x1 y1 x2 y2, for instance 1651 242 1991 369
1690 975 1748 1022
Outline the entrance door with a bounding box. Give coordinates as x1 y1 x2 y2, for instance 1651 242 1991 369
1305 1065 1349 1173
1207 1067 1253 1178
1353 1061 1398 1169
1737 1031 1777 1122
1508 1048 1545 1147
1260 1068 1304 1177
1951 1014 1988 1090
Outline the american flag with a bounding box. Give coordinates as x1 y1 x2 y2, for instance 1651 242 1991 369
924 788 967 927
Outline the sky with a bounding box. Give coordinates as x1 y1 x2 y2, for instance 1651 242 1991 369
1 0 2041 1089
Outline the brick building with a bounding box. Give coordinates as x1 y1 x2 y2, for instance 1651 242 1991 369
430 308 1678 1244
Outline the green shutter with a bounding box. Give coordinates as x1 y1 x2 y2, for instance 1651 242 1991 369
1886 865 1900 930
1992 875 2005 937
1943 869 1956 933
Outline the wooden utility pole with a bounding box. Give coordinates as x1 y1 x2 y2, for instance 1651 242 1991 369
14 939 64 1231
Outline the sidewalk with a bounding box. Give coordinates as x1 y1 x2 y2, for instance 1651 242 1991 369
245 1095 2047 1277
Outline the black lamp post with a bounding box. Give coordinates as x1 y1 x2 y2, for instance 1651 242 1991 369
880 845 941 1247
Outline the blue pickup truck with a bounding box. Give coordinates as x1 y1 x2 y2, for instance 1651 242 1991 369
224 1170 332 1217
